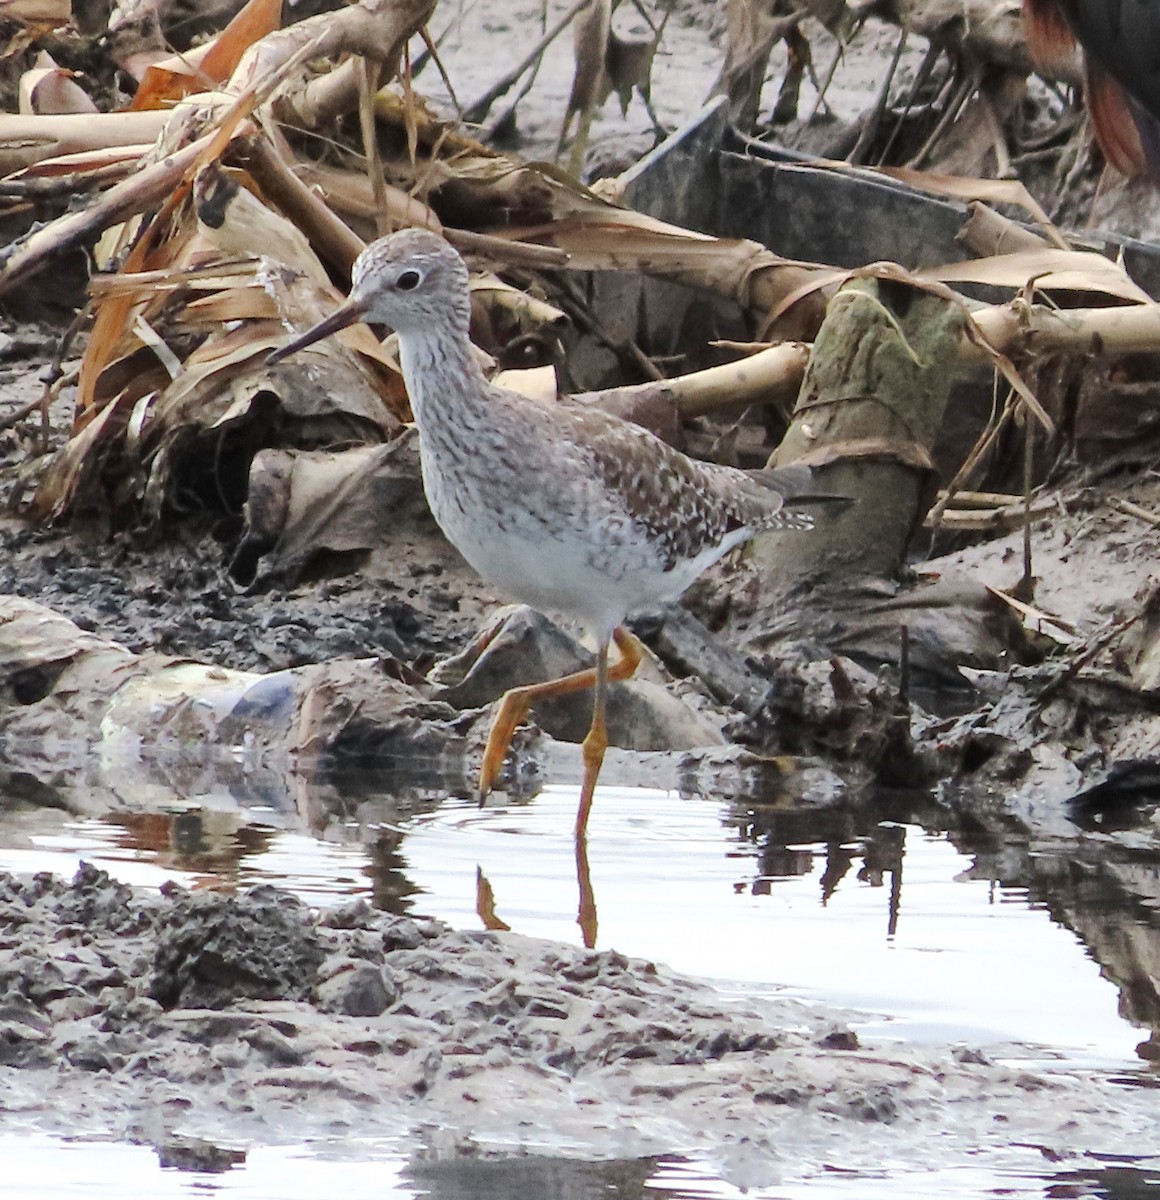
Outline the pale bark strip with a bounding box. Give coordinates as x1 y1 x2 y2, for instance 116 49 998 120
0 132 213 296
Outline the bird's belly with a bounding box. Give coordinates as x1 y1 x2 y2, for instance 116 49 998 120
424 466 678 635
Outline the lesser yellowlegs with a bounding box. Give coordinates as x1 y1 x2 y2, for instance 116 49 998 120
269 228 819 840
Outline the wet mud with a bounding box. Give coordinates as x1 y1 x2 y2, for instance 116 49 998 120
3 861 1158 1182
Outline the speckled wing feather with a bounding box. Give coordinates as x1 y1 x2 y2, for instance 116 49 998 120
562 406 813 572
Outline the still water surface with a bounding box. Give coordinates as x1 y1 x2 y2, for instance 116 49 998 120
0 781 1156 1197
2 1133 1157 1199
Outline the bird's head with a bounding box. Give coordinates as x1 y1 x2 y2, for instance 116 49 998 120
268 227 470 363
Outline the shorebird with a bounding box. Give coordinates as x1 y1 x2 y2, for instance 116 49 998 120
269 228 821 840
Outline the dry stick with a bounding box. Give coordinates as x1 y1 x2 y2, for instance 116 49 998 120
413 0 481 81
415 22 460 112
356 56 391 238
0 112 170 177
808 28 852 124
463 0 588 125
877 38 941 167
0 389 51 433
444 227 568 269
1112 496 1160 527
488 0 570 132
574 342 810 419
228 133 366 276
898 623 910 710
1020 418 1035 597
906 71 969 171
1036 607 1146 704
849 27 905 165
930 496 1060 530
0 159 138 199
0 133 213 297
926 386 1015 525
24 308 88 450
978 85 1013 179
1054 115 1092 222
907 63 979 170
550 271 664 385
941 489 1027 506
970 301 1160 357
486 61 546 139
627 0 660 34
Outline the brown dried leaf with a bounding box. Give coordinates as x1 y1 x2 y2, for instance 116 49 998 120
926 249 1152 304
564 0 612 128
714 0 802 128
861 164 1069 248
26 397 129 521
0 0 69 37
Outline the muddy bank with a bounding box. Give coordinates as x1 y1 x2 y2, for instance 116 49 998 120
1 861 1157 1183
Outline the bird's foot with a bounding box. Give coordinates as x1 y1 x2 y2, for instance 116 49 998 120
477 686 538 803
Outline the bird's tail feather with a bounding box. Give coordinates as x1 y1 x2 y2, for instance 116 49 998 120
746 463 853 512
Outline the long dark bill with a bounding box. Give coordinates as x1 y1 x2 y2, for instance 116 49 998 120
266 297 371 365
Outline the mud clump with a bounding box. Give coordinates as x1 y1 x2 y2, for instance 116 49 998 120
150 885 327 1009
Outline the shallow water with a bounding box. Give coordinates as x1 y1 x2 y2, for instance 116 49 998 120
0 785 1144 1060
1 775 1158 1197
3 1133 1158 1199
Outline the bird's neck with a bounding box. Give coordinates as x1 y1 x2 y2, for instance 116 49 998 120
397 324 489 432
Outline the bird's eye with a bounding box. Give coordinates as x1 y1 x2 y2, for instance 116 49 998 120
396 270 421 291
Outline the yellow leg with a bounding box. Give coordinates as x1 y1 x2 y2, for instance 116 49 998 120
575 832 598 949
575 627 642 839
477 626 643 801
574 684 607 840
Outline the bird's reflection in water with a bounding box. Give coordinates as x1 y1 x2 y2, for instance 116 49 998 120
475 831 599 948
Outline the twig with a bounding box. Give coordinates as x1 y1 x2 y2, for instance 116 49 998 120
1036 607 1146 703
0 159 138 199
1054 114 1093 223
898 623 910 709
549 271 664 385
877 37 940 166
1020 418 1035 598
907 63 980 170
926 384 1014 524
849 28 905 166
414 21 460 111
357 56 391 237
463 0 588 125
1112 496 1160 527
0 391 50 432
978 85 1012 178
444 227 569 268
